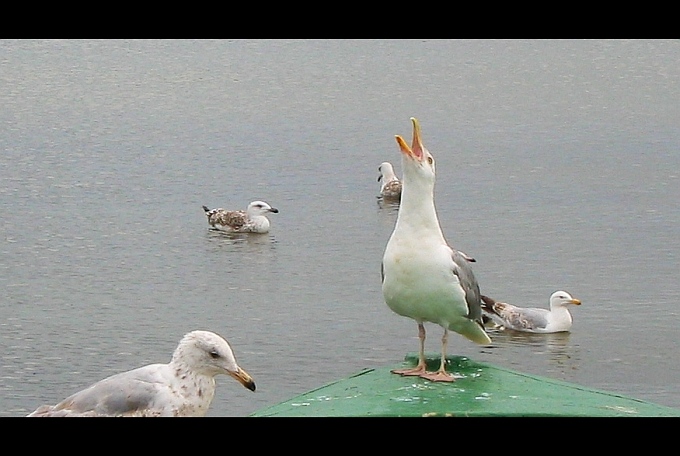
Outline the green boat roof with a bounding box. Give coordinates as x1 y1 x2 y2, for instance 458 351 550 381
251 354 680 417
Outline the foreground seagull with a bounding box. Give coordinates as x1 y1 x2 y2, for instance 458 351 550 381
202 201 278 233
481 290 582 333
381 117 491 382
378 161 402 200
27 330 256 417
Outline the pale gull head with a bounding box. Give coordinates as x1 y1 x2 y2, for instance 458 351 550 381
549 291 582 311
246 200 279 218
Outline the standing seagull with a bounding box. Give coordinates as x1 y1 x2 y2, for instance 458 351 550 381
378 161 402 200
481 290 582 333
381 117 491 382
202 201 279 234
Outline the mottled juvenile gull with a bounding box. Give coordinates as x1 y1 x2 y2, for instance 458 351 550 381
202 200 278 234
27 330 256 417
481 290 582 333
381 117 491 382
378 161 402 200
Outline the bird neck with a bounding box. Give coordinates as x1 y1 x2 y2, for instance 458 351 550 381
550 305 573 322
248 216 270 232
395 177 444 237
170 358 217 406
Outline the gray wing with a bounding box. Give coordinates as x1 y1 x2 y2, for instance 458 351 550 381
495 303 551 331
451 249 482 323
41 365 170 416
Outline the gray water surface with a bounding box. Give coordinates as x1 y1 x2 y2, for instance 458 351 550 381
1 39 679 416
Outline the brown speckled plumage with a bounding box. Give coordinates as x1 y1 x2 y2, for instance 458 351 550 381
204 208 248 231
378 161 402 200
202 201 278 234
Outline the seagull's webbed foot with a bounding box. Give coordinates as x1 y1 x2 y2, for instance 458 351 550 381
391 362 427 377
418 370 464 382
414 329 465 382
392 367 426 376
392 323 430 377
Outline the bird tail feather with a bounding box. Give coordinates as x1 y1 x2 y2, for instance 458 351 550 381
467 327 492 345
480 295 500 317
454 319 492 345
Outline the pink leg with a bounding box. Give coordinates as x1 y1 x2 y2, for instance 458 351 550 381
392 323 428 376
419 328 462 382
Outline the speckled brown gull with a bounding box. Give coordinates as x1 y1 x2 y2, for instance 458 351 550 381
202 200 278 233
378 161 402 200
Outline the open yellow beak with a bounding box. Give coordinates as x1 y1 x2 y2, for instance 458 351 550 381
395 117 424 160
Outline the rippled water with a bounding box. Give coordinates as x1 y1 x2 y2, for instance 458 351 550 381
1 39 679 416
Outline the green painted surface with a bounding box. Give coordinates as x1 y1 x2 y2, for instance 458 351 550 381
251 354 680 417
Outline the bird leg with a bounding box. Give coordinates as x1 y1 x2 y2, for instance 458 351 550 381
419 328 462 382
391 323 428 376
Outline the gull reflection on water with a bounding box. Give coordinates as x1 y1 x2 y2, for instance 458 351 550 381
205 229 278 250
480 327 581 380
376 197 400 215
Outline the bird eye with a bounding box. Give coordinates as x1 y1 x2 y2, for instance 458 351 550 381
209 350 220 359
427 157 433 165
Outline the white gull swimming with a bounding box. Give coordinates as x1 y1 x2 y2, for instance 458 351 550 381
27 330 256 417
481 290 582 333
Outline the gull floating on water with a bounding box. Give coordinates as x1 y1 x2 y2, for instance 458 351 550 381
378 161 402 200
27 330 256 417
481 290 582 333
202 200 278 234
381 117 491 382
